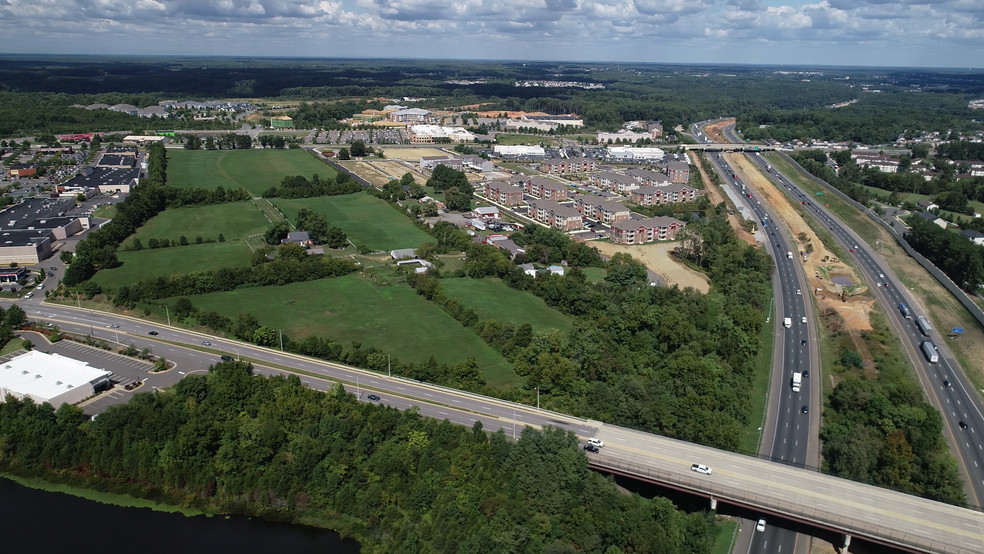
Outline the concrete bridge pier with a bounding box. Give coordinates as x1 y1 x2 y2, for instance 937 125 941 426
841 533 851 553
709 496 717 511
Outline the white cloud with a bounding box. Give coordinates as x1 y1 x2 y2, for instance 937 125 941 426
0 0 980 67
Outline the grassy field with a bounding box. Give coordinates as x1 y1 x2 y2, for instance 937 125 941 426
273 193 433 252
440 278 573 333
710 518 739 554
183 274 518 386
167 149 337 196
128 201 271 244
580 267 607 283
92 242 253 289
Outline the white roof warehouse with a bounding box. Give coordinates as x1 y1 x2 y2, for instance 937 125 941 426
0 350 112 407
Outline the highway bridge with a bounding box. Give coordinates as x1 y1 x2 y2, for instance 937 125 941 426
587 424 984 554
16 297 984 554
683 143 777 152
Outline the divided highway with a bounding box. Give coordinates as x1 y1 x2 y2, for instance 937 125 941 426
738 145 984 509
694 129 820 553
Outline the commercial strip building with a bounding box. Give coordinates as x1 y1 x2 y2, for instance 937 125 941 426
0 197 80 264
0 350 112 407
62 167 140 194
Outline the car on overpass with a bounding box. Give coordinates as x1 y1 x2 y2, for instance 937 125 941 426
691 463 712 475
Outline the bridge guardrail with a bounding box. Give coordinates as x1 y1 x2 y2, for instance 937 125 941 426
592 454 974 554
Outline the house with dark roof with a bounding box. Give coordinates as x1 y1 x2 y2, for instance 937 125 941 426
959 229 984 246
913 210 947 229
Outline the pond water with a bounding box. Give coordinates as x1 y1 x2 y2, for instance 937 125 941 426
0 477 360 553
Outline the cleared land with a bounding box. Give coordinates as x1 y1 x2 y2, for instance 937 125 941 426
592 241 711 293
763 153 984 389
92 202 270 287
731 154 872 329
93 242 253 289
183 274 518 386
441 277 573 333
383 148 448 161
167 149 337 196
273 194 432 252
127 201 271 244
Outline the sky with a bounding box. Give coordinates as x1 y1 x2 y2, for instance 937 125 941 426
0 0 981 68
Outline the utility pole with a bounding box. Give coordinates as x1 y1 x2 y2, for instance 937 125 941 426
536 386 540 410
279 328 283 351
388 355 391 378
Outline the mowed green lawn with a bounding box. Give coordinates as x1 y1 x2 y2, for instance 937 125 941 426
167 149 337 196
92 242 253 289
128 201 271 244
273 194 433 252
184 274 518 386
441 278 573 333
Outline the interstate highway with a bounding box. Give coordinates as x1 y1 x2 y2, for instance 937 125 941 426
738 144 984 509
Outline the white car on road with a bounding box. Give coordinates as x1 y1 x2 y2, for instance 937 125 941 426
690 463 712 475
587 438 604 448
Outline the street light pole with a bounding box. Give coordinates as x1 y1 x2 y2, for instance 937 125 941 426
279 328 283 351
161 304 170 326
536 386 540 410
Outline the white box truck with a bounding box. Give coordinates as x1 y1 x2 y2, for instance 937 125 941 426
916 316 933 336
786 251 793 260
920 341 939 363
791 372 802 392
783 317 792 328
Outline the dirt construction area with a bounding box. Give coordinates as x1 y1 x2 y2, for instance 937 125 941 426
592 241 711 294
729 153 874 330
384 148 449 161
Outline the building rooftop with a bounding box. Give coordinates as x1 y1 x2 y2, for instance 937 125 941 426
0 198 75 231
0 350 111 404
62 167 140 189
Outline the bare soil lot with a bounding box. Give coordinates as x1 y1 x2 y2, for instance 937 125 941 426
592 241 711 294
384 148 449 161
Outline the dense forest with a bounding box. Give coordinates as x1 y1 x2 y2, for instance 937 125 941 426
0 362 715 553
905 215 984 292
1 56 981 139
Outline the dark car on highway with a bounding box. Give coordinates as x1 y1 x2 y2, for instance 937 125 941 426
583 443 599 453
367 394 381 401
220 355 234 362
148 330 159 336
